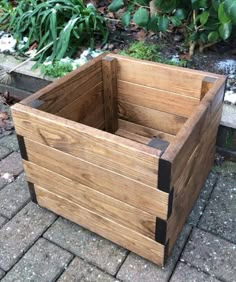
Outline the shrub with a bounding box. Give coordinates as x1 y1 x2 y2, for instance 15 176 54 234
109 0 236 55
0 0 108 64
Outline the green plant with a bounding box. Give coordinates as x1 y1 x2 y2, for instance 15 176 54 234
109 0 236 55
40 60 74 78
119 41 187 66
0 0 108 64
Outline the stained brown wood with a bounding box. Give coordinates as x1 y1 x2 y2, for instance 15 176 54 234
24 161 156 238
109 54 220 98
11 104 161 187
12 54 227 266
162 77 226 183
24 138 169 219
118 101 187 135
56 82 104 127
35 186 165 265
102 57 118 133
118 119 176 143
117 80 199 118
21 53 106 113
115 128 150 144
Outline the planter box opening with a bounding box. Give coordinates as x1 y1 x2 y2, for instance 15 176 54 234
11 54 226 266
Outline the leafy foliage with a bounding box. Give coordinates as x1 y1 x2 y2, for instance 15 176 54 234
0 0 108 64
108 0 236 54
40 60 73 78
119 41 187 66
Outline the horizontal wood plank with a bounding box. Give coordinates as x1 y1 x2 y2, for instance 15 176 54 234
35 186 165 265
117 80 199 118
162 77 226 183
115 128 151 144
56 82 104 127
21 54 106 113
24 138 169 219
11 104 161 187
108 54 221 98
118 119 176 143
24 161 156 238
118 101 187 135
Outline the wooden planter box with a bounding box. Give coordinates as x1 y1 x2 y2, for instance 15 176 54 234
11 54 226 266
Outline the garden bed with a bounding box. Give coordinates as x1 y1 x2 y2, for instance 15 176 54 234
11 54 226 265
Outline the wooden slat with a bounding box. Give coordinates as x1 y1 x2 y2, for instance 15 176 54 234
108 54 221 98
167 133 216 254
161 77 226 183
35 186 165 265
102 57 118 133
115 128 150 144
56 82 104 127
11 104 161 187
118 119 176 143
20 54 106 113
117 80 199 118
24 138 169 219
24 161 156 239
118 101 187 135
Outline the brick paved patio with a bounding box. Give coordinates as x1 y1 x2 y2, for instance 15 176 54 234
0 103 235 282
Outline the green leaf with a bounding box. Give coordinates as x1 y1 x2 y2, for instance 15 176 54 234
121 12 131 27
218 3 231 24
219 22 232 40
200 11 209 25
108 0 124 12
191 0 208 9
200 32 208 43
135 0 150 5
174 9 187 20
171 16 182 26
224 0 236 24
148 15 159 33
208 31 220 42
158 15 169 32
133 8 149 27
158 0 176 13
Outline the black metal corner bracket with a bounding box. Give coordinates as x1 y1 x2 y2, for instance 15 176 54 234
28 182 38 204
155 218 167 245
158 158 171 193
16 134 28 160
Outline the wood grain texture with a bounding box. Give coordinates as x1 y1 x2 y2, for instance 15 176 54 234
56 82 104 127
102 57 118 133
115 128 151 144
20 53 106 113
118 101 187 135
11 104 161 187
117 80 199 118
24 161 156 238
24 138 169 219
35 186 165 265
162 77 226 183
108 54 221 98
118 119 176 143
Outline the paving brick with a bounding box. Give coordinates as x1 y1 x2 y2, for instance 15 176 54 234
0 173 30 219
0 216 7 229
0 152 23 176
44 217 128 275
199 173 236 243
181 228 236 282
2 238 73 282
187 172 218 226
0 146 11 160
0 202 57 271
117 225 192 282
170 262 221 282
58 257 119 282
0 134 19 152
0 268 5 279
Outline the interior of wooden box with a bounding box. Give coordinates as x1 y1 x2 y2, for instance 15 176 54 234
22 54 215 154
